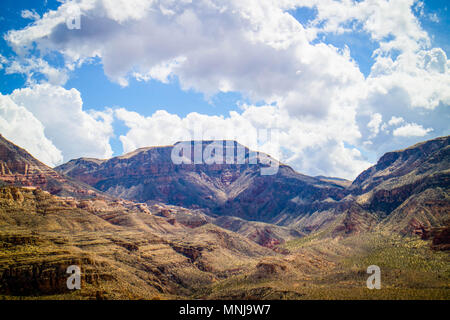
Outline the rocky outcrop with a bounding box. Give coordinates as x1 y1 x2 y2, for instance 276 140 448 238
349 136 450 234
351 136 449 193
431 226 450 251
214 215 303 248
0 135 102 198
421 222 450 251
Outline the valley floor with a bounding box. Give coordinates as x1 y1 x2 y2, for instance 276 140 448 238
1 229 448 300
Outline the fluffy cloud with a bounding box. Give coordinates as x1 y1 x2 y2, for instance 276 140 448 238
393 123 433 137
116 104 371 179
5 0 364 112
300 0 428 49
294 0 450 110
3 0 449 178
367 113 383 138
7 84 114 164
21 9 40 21
388 116 405 126
5 57 69 86
116 105 286 158
0 94 63 166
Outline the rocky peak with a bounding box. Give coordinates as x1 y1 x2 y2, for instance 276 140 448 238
351 136 449 193
0 135 101 198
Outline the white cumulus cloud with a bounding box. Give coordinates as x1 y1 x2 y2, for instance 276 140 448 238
115 104 371 180
0 93 63 166
2 0 449 178
393 123 433 137
8 84 114 163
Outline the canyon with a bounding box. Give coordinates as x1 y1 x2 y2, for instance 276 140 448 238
0 134 448 299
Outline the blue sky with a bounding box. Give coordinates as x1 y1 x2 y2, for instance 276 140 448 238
0 0 449 179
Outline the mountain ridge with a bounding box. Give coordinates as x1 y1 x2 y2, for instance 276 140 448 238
55 140 347 223
0 134 104 199
55 136 450 237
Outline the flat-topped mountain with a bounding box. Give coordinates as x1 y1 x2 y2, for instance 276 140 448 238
0 134 102 198
56 141 346 222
